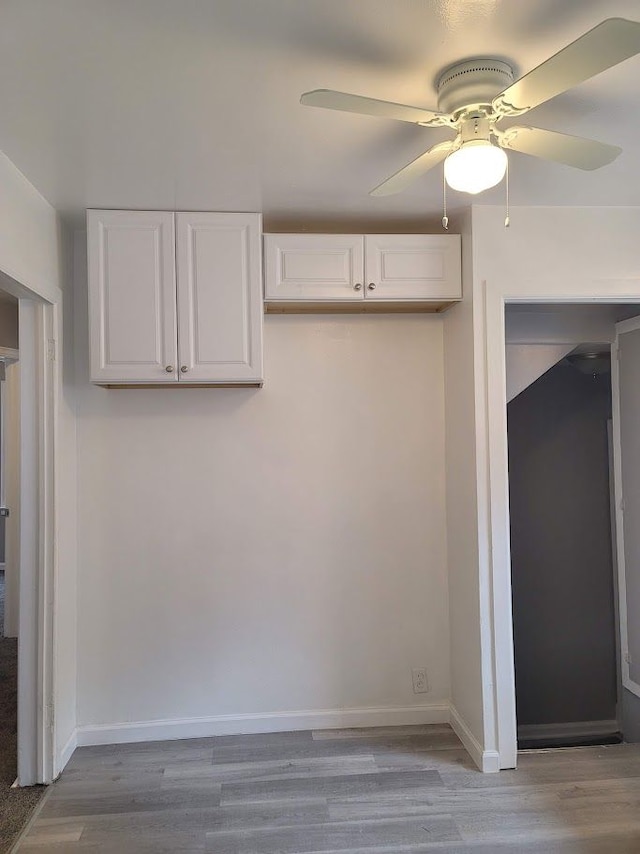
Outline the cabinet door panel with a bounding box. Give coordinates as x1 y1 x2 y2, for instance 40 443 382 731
176 213 263 383
364 234 461 300
87 210 177 383
264 234 364 301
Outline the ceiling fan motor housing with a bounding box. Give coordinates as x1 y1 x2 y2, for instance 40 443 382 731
436 59 514 114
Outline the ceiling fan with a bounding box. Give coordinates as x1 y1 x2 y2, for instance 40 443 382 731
301 18 640 197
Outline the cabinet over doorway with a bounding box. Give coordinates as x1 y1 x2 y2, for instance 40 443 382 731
264 233 461 312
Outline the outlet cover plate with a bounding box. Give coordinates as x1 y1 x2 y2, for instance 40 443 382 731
412 667 429 694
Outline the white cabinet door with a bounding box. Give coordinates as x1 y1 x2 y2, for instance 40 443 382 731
264 234 364 301
364 234 462 301
176 213 263 384
87 210 177 383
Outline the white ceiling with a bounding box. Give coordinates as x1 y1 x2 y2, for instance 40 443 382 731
2 0 640 227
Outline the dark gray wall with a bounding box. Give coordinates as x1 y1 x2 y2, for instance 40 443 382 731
0 300 18 350
508 360 617 727
0 388 3 564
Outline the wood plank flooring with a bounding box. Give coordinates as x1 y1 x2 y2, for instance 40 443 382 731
14 725 640 853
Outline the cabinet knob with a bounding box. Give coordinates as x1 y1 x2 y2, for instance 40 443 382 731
180 365 189 373
165 365 174 373
368 282 376 290
353 282 363 291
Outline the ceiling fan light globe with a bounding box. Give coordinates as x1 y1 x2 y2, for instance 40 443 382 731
444 140 508 194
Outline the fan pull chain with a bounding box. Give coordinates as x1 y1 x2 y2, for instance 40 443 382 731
504 154 510 228
442 169 449 230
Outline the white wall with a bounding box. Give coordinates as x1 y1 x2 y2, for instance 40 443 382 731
74 235 450 740
471 205 640 768
474 207 640 287
0 150 63 303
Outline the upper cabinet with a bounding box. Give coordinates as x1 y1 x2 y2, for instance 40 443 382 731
264 233 461 310
87 210 263 386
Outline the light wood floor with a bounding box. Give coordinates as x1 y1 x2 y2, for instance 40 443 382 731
14 725 640 853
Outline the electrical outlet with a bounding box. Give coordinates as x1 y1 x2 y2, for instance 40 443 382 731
412 667 429 694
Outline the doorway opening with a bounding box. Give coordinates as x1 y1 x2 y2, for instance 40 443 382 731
0 279 58 798
0 291 50 841
0 290 20 783
504 303 640 751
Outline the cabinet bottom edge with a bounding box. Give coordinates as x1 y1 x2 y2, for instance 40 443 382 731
95 382 263 389
264 300 459 314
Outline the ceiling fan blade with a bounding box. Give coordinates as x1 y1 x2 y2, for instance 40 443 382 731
493 18 640 116
500 126 621 170
300 89 450 127
370 140 455 196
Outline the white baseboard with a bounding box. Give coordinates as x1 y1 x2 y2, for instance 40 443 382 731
68 702 506 776
517 719 619 743
76 703 451 747
56 729 78 776
449 704 500 773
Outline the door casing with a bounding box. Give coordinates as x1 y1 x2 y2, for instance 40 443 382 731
485 291 640 771
611 315 640 700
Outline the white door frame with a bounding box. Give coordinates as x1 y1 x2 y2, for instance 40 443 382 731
611 316 640 700
483 288 640 770
17 298 56 785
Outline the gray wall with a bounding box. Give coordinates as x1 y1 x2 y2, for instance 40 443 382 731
508 359 617 727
